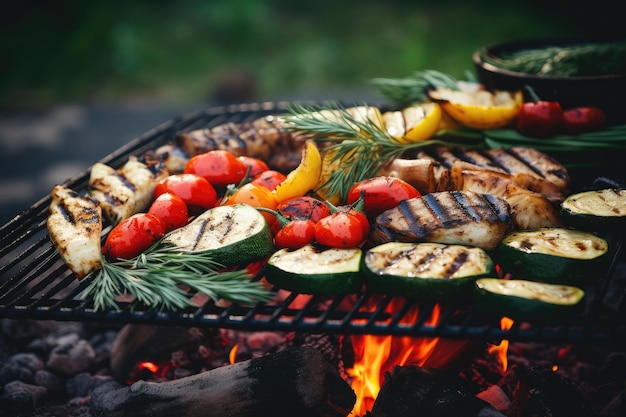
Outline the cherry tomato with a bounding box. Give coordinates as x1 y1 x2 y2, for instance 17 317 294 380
276 196 331 222
154 174 217 213
516 101 563 137
561 106 606 135
103 213 166 261
184 150 247 188
314 210 368 248
347 176 421 218
274 218 316 249
223 182 278 226
251 170 287 191
238 156 269 178
147 192 189 232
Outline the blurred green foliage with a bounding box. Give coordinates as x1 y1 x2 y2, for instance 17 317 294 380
1 0 588 108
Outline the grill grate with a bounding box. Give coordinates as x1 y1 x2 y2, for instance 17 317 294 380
1 102 624 344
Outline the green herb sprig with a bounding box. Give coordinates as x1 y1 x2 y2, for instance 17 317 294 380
283 102 481 203
368 69 459 107
82 244 272 312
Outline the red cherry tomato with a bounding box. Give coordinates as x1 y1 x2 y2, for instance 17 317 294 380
238 156 269 178
154 174 217 213
274 218 316 249
346 176 421 218
561 106 606 135
184 150 247 188
147 192 189 232
516 101 563 138
314 210 368 248
276 196 331 222
251 170 287 191
103 213 166 261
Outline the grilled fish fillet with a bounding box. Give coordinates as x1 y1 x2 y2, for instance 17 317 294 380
47 185 103 279
88 153 169 226
161 115 308 174
370 191 512 251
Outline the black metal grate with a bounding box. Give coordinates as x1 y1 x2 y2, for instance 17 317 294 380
1 102 624 344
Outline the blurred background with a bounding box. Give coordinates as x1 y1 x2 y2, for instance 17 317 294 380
1 0 623 225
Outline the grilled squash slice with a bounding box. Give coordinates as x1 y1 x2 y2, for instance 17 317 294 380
363 242 495 300
561 188 626 232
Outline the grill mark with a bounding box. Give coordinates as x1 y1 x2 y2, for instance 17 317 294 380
422 193 455 227
500 148 545 178
201 130 218 150
397 199 430 237
114 173 137 192
482 193 511 222
444 249 470 278
450 191 482 222
82 207 101 224
59 202 76 225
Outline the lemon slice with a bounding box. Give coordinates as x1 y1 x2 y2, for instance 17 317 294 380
382 103 442 143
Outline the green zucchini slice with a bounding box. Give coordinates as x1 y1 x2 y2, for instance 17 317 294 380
473 278 585 323
265 244 363 294
561 188 626 232
363 242 495 300
498 227 609 285
161 203 275 266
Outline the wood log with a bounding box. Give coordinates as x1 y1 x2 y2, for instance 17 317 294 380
366 365 506 417
91 346 355 417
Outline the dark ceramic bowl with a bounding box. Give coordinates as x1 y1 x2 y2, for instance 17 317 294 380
473 39 626 125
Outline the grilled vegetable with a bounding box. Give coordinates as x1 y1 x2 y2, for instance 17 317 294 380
381 102 442 143
498 228 609 285
473 278 585 323
561 106 606 135
154 173 218 214
265 244 363 294
363 242 495 300
560 188 626 232
162 203 275 267
47 185 103 279
89 155 169 226
427 85 523 130
184 149 247 188
346 176 421 218
147 192 189 232
103 213 166 261
516 99 563 138
370 191 512 251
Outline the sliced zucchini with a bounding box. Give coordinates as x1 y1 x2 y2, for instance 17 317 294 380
561 188 626 232
265 244 363 294
473 278 585 323
498 227 609 285
161 203 275 266
363 242 495 300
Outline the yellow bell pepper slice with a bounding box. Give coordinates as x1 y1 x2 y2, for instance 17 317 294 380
382 103 442 143
272 140 322 203
428 86 523 130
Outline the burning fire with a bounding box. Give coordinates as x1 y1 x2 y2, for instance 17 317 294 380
487 316 514 373
347 299 442 416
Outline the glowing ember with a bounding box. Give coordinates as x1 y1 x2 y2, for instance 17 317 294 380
487 316 514 372
138 361 159 373
229 343 239 364
347 300 442 416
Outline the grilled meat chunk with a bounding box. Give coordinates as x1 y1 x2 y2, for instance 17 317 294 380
370 191 512 251
88 154 169 226
168 115 307 174
47 185 103 279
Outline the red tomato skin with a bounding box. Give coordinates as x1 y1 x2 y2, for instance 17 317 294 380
347 176 421 218
516 101 563 137
274 219 316 249
314 212 367 248
251 170 287 191
561 107 606 135
103 213 166 261
147 192 189 232
238 156 269 178
184 150 247 188
154 174 217 213
276 196 331 222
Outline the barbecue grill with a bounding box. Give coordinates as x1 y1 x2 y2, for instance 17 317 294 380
1 102 624 344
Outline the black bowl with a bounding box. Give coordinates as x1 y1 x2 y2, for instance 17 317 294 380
473 39 626 125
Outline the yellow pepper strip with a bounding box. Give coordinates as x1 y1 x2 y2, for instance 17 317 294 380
272 140 322 203
382 102 442 143
428 86 523 130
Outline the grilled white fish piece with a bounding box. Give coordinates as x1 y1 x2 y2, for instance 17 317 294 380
370 191 512 251
88 153 169 225
453 169 563 230
47 185 103 279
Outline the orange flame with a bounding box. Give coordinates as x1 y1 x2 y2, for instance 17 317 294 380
347 300 442 416
137 361 159 373
229 343 239 364
487 316 514 372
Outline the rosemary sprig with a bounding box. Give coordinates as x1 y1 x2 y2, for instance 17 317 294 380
368 69 459 107
284 102 480 203
82 245 272 312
